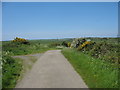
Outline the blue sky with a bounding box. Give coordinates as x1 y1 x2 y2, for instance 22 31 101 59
2 2 118 41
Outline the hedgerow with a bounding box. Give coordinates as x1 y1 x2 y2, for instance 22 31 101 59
71 38 119 64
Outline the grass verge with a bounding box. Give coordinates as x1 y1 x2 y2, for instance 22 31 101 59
2 55 23 88
62 48 118 88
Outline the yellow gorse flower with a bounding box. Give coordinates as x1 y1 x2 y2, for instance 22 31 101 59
67 42 71 47
77 41 92 50
81 41 91 47
12 37 27 42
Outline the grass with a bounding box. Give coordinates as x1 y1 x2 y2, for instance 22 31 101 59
2 55 23 88
0 46 2 90
2 39 70 56
2 42 55 55
62 48 119 88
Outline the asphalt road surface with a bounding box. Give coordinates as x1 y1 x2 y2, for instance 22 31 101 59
15 50 88 88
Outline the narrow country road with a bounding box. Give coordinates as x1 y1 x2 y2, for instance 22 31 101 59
15 50 88 88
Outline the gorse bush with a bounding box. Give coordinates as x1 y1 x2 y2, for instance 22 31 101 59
12 37 26 42
67 42 71 47
83 42 119 64
71 38 87 48
71 38 119 64
77 41 95 51
12 37 30 45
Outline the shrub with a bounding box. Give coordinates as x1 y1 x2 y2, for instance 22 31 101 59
70 38 119 64
71 38 87 48
77 41 93 51
67 42 71 47
12 37 30 45
62 41 68 47
79 41 119 64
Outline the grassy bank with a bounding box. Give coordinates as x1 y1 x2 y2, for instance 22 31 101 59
62 48 118 88
2 55 23 88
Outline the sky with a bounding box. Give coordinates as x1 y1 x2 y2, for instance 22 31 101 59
2 2 118 41
0 2 2 41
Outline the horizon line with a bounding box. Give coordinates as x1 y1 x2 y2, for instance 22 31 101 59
2 36 119 41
